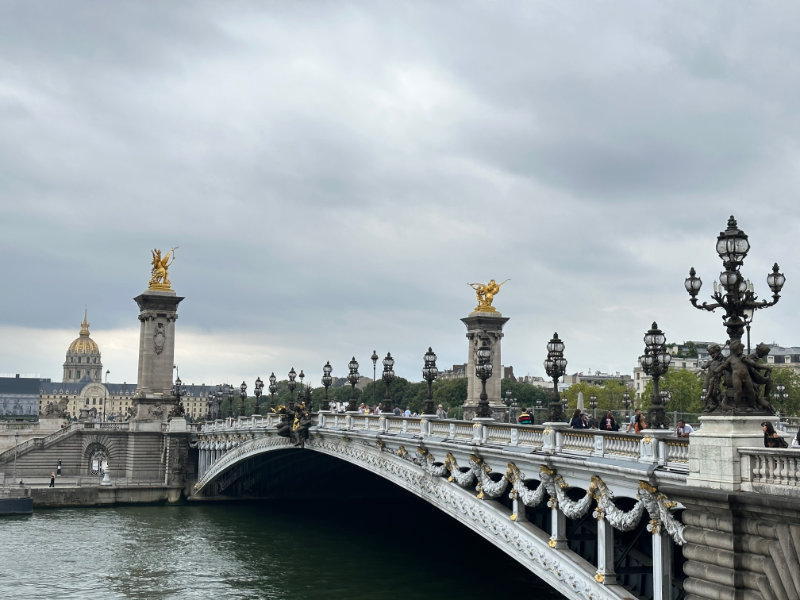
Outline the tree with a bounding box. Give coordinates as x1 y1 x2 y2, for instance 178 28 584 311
642 369 703 415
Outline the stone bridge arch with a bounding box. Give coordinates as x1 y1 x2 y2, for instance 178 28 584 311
194 434 663 600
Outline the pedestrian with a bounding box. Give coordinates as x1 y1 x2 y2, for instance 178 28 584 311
393 406 402 416
569 409 586 429
600 411 618 431
627 409 642 432
436 404 447 419
403 407 411 417
676 420 694 437
762 421 787 448
792 428 800 448
633 412 647 434
49 472 55 488
517 408 532 425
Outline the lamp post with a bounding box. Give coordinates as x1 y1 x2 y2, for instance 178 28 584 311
773 383 788 420
544 332 567 422
475 338 493 418
347 357 360 412
684 216 785 413
239 381 247 417
639 322 671 429
371 350 379 407
172 376 186 418
254 377 263 415
381 353 395 414
321 362 333 412
535 398 542 424
226 384 235 418
268 373 278 411
422 347 438 416
504 389 517 423
622 391 631 422
287 367 297 410
589 393 597 423
298 370 305 406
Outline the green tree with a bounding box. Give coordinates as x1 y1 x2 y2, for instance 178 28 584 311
432 378 468 413
642 369 703 416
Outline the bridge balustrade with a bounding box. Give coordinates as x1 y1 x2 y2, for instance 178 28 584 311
740 448 800 492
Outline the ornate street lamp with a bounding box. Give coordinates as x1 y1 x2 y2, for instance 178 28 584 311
239 381 247 417
226 384 235 418
622 391 631 421
171 376 186 418
639 322 671 429
287 367 297 409
544 332 567 422
347 357 360 412
268 373 278 411
371 350 379 406
381 352 395 414
298 369 305 405
504 389 517 423
589 393 598 422
685 216 785 414
253 377 263 415
534 398 542 424
773 383 788 420
475 338 493 418
422 347 438 416
321 362 333 412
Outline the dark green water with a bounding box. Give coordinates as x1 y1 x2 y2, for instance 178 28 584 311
0 499 565 599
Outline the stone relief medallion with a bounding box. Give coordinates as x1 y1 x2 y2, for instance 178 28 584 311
153 322 166 355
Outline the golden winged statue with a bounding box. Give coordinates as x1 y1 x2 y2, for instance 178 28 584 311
468 278 509 313
148 247 177 291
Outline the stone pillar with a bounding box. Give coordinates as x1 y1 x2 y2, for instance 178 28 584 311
596 515 617 585
686 415 764 491
651 529 672 600
461 312 509 420
132 290 184 422
549 503 568 549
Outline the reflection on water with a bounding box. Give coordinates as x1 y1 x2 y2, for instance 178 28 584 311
0 499 564 599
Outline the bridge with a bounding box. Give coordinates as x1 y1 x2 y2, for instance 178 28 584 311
194 413 690 600
193 413 800 600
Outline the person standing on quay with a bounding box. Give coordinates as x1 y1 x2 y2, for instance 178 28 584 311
49 472 55 488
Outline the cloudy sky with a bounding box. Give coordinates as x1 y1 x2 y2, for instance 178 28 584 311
2 1 799 389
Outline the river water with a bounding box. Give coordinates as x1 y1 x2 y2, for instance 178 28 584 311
0 498 565 599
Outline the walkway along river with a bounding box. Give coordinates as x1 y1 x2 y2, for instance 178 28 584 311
0 498 565 600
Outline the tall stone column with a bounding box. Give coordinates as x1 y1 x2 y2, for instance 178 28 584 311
132 289 183 422
461 312 509 420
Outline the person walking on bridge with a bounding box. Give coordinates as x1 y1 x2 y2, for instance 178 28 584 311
517 408 532 425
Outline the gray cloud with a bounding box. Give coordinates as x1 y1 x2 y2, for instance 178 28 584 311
2 1 799 384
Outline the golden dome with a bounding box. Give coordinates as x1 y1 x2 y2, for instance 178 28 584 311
67 312 100 355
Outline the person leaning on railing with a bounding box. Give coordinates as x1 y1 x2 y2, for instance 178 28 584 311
517 408 532 425
762 421 787 448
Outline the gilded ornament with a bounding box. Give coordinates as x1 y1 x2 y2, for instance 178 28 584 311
148 247 177 291
548 538 557 548
468 279 509 313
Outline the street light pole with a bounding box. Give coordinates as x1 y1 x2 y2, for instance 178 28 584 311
544 332 568 422
287 368 297 410
382 353 395 414
685 216 785 414
639 322 671 429
371 350 379 407
422 347 438 416
347 357 360 412
475 338 493 419
321 362 333 412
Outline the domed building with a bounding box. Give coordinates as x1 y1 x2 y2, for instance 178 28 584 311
63 312 103 383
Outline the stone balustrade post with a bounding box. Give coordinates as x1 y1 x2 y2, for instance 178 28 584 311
639 429 671 464
595 514 617 585
549 502 568 549
542 422 567 454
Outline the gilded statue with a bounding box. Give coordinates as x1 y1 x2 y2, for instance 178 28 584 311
148 247 177 291
468 279 509 313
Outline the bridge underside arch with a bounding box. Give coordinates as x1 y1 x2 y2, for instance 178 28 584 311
194 435 656 600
